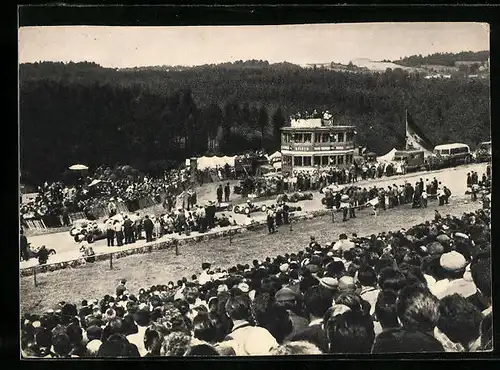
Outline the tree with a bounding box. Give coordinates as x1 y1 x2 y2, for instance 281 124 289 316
271 107 287 151
258 106 269 149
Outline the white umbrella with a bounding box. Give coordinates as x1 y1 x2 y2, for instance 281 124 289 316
69 164 89 171
89 179 102 187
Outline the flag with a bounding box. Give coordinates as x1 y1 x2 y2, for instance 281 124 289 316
405 110 434 152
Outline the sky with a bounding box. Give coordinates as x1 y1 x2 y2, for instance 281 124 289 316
18 23 489 68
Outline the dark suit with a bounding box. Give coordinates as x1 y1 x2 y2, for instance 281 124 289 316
143 219 154 242
289 324 329 353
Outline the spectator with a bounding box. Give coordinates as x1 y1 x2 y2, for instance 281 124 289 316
288 285 331 353
251 292 293 344
161 332 191 356
269 341 323 355
325 308 375 354
116 279 127 297
430 251 475 299
435 294 483 352
184 343 220 356
126 306 150 356
357 265 379 315
221 292 278 355
275 287 309 341
371 327 444 353
98 333 140 357
468 257 492 315
396 285 440 335
374 290 399 336
143 325 164 357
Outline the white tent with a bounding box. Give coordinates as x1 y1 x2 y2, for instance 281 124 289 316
268 151 282 161
186 155 237 170
378 148 398 163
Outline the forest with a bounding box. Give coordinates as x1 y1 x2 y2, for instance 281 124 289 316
392 50 489 67
20 60 490 185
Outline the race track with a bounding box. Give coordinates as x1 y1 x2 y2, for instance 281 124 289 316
21 163 488 269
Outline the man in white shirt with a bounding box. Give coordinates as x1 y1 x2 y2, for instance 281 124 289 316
332 233 355 254
421 190 428 208
430 251 476 299
126 307 150 357
221 294 278 355
266 207 276 234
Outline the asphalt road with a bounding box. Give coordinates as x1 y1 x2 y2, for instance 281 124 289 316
21 162 487 269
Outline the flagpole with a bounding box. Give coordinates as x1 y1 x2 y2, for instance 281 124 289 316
405 108 408 150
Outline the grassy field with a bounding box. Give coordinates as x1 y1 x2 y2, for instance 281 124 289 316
20 197 481 315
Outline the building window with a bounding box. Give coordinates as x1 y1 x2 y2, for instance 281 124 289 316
346 154 352 164
304 156 312 166
314 156 321 166
346 131 354 142
337 132 345 142
282 155 292 166
303 133 312 143
329 133 337 143
338 155 344 165
322 134 329 143
294 156 303 166
330 156 337 165
314 133 322 143
322 156 329 166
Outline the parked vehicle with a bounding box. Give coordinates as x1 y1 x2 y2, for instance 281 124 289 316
233 202 268 215
433 143 472 166
215 202 233 213
70 219 106 243
281 191 314 203
393 150 427 172
473 141 492 163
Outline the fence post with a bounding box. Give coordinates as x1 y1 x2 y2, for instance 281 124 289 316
229 230 233 245
289 218 293 232
33 267 37 287
109 253 113 270
175 240 179 256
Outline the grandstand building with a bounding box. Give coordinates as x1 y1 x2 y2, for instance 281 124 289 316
280 117 356 174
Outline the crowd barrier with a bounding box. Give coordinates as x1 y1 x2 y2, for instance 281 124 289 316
23 219 47 230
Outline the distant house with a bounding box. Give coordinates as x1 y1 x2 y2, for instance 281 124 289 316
455 61 483 67
424 74 451 79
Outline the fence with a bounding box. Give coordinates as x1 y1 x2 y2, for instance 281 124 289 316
21 209 325 281
23 219 47 230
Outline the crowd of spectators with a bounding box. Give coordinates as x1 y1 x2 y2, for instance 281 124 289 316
20 167 191 225
21 207 492 357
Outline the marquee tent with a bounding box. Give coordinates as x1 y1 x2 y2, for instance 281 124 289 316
185 155 237 170
377 148 397 163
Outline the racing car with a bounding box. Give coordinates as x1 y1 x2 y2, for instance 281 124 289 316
279 191 313 203
70 213 141 243
215 202 233 213
70 219 106 243
233 200 268 215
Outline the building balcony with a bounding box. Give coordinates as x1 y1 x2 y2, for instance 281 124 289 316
280 141 355 152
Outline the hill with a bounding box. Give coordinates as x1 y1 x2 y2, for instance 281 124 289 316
19 61 490 185
393 50 489 67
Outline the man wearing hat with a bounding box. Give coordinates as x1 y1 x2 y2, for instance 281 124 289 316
143 215 154 243
430 251 476 300
116 279 127 298
275 287 309 341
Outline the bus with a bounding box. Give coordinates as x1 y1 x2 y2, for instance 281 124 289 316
433 143 472 166
474 141 492 163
